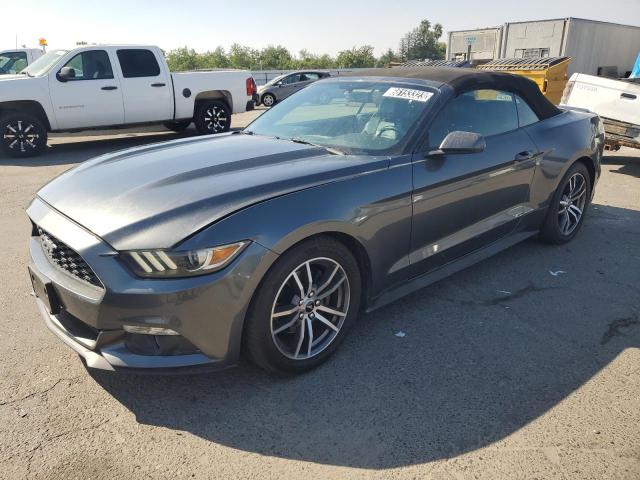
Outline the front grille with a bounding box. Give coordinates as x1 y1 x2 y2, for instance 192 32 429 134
38 228 102 288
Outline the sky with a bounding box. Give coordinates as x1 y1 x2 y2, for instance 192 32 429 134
3 0 640 56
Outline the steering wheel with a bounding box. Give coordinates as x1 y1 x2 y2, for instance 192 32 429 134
376 126 401 138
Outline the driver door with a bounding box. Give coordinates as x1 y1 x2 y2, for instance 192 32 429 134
49 49 124 129
410 89 539 276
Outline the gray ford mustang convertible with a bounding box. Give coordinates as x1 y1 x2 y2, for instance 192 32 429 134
27 67 604 374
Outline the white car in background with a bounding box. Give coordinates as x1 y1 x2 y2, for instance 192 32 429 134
0 48 44 75
562 72 640 150
0 45 257 158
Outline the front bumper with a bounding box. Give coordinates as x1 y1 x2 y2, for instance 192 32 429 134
27 198 278 373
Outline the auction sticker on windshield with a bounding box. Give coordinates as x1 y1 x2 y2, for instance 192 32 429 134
383 87 433 102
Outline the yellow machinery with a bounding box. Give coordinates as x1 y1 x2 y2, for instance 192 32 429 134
477 57 572 104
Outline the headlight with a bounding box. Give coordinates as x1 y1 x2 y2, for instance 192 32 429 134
122 241 249 278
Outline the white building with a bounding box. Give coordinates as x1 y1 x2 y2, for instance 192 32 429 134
446 17 640 76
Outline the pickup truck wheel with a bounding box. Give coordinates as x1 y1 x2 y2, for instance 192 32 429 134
194 101 231 135
262 93 276 107
163 120 191 133
1 113 47 158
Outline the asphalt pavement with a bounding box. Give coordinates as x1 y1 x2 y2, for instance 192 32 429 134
1 111 638 479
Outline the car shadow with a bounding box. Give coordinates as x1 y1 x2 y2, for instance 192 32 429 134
602 152 640 179
91 203 640 469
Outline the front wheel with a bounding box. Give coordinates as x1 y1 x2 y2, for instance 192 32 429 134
244 237 361 374
194 100 231 135
539 162 591 244
1 113 48 158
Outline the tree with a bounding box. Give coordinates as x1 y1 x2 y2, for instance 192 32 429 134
228 44 259 69
200 47 230 69
336 46 376 68
376 48 401 67
258 45 294 69
166 47 200 71
399 20 445 61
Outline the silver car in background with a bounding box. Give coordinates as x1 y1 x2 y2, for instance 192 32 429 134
258 70 330 106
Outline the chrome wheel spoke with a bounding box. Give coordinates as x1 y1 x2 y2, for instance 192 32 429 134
316 275 346 300
292 271 305 298
294 320 306 358
305 261 313 294
306 317 314 357
316 305 347 317
314 312 340 332
273 315 299 335
272 305 299 318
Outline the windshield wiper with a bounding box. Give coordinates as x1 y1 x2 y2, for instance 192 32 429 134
232 130 254 135
289 137 344 155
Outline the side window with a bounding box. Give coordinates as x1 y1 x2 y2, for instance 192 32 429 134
0 52 28 73
282 74 301 85
515 95 539 127
117 49 160 78
60 50 113 80
428 89 518 147
302 73 320 81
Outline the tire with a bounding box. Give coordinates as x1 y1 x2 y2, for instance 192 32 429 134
1 112 47 158
194 100 231 135
244 236 362 374
163 120 191 133
539 162 591 244
261 93 276 107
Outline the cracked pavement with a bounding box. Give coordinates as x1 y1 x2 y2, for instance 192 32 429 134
1 113 639 479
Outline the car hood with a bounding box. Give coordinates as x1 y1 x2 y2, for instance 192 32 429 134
37 134 390 250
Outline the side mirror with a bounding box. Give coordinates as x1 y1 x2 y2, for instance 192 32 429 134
428 131 486 156
56 67 75 82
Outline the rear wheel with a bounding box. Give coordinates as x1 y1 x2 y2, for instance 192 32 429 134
163 120 191 132
261 93 276 107
244 237 361 374
1 113 47 158
194 100 231 135
539 162 591 244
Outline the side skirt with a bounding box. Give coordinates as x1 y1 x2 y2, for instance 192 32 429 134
365 230 538 313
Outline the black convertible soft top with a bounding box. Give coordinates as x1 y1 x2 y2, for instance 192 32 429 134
345 67 561 120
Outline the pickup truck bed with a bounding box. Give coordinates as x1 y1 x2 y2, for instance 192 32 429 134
562 73 640 150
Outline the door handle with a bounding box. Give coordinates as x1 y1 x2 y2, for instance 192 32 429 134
151 83 166 87
101 86 118 91
514 151 535 161
621 92 637 100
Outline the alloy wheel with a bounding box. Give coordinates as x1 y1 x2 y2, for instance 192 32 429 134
262 95 274 107
270 257 350 360
203 105 228 133
558 172 587 235
3 120 40 153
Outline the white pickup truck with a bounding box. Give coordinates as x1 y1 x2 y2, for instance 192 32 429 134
0 48 44 75
0 45 257 157
561 72 640 150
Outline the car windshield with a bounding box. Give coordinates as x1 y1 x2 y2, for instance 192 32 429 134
247 80 436 155
22 50 68 77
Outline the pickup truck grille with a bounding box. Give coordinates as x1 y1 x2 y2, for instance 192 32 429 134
38 228 102 288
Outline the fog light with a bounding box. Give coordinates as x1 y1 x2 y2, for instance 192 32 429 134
123 325 179 336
